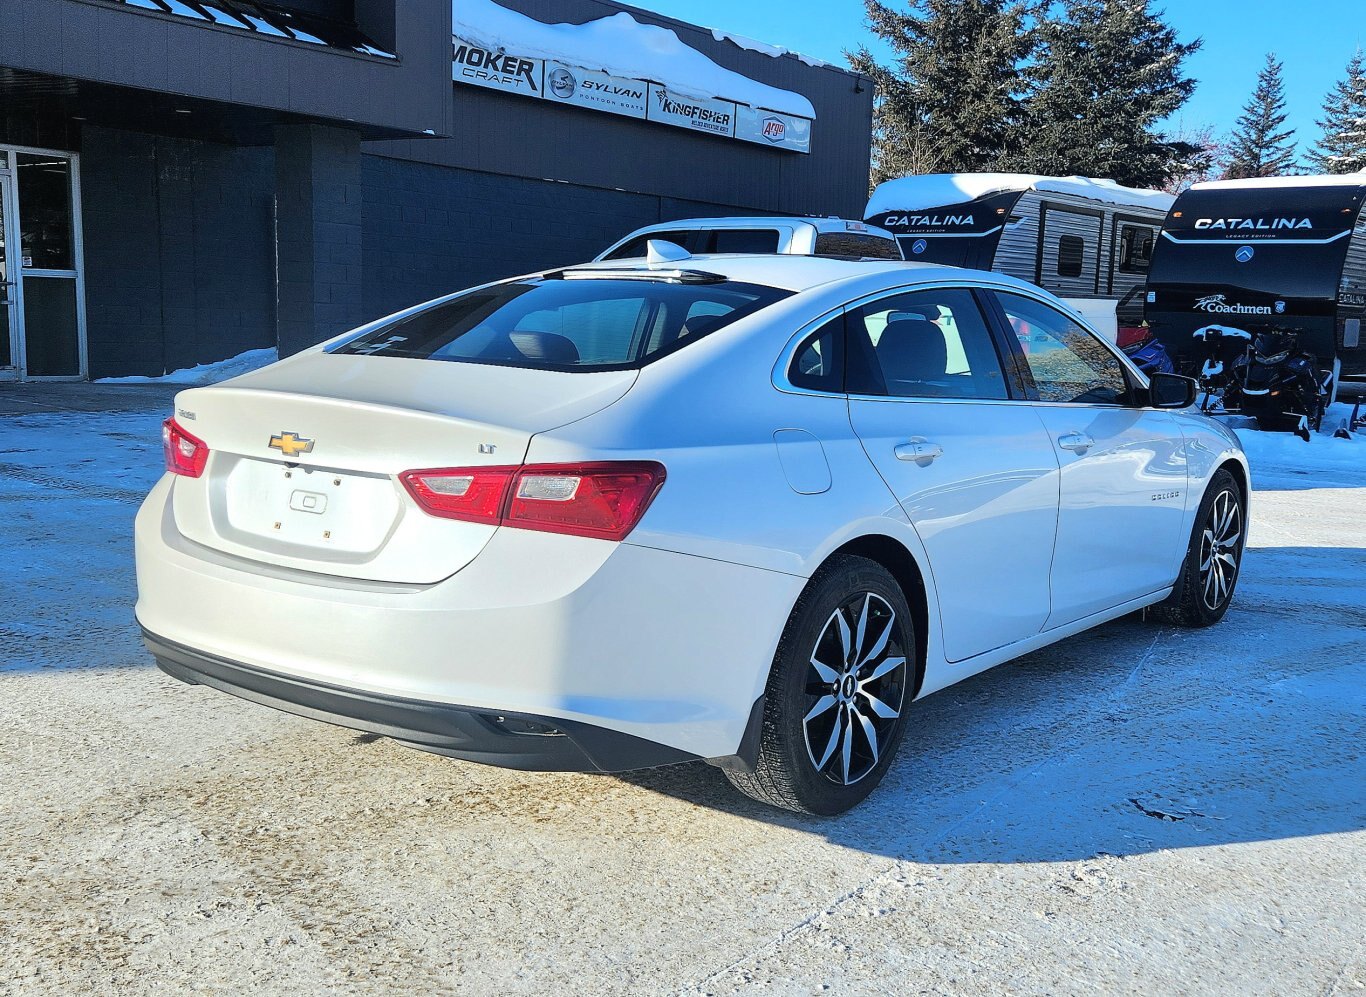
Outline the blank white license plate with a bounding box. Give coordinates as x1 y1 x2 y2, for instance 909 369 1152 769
224 458 400 555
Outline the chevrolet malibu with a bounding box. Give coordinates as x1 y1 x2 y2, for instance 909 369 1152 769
135 252 1249 815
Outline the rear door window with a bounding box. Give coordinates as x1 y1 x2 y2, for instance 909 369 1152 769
846 288 1009 400
335 277 791 371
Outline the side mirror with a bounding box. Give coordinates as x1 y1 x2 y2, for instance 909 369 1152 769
1148 371 1198 409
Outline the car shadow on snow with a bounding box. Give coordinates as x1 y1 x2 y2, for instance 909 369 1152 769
617 568 1366 864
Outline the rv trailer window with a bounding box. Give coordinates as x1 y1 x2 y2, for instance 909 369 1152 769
1056 235 1086 278
1118 225 1154 274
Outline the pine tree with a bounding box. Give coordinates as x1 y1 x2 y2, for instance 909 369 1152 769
1224 54 1298 179
1160 123 1226 194
1017 0 1202 188
848 0 1037 183
1307 49 1366 174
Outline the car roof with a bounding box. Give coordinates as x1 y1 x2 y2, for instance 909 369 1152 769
562 253 1034 295
630 216 896 237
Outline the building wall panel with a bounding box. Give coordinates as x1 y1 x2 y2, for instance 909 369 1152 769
79 126 274 378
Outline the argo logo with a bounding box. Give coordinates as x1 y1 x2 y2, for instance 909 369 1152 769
548 67 577 99
761 116 787 143
1235 245 1255 263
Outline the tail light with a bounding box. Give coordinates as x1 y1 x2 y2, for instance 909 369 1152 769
162 418 209 478
401 461 666 542
399 466 516 525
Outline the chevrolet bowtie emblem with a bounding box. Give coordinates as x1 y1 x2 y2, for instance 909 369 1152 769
269 431 315 457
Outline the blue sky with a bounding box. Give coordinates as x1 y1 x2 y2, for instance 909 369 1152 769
627 0 1363 156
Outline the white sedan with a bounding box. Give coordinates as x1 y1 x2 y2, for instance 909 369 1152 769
135 252 1248 815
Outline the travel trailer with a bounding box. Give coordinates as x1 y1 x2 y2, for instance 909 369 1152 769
865 173 1174 341
1144 174 1366 397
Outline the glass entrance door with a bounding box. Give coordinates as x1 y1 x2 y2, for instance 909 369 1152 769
14 151 85 378
0 173 17 379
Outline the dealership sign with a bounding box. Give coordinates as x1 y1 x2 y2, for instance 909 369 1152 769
453 35 812 153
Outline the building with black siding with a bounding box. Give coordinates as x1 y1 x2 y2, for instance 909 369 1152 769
0 0 873 381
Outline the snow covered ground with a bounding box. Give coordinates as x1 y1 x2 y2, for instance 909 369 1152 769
0 390 1362 994
94 347 278 387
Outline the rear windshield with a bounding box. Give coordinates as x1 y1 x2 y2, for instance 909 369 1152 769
334 277 791 371
813 232 903 260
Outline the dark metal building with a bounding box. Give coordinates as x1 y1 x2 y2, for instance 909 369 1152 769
0 0 873 380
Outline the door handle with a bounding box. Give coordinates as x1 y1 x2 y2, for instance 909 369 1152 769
894 440 944 464
1057 432 1094 454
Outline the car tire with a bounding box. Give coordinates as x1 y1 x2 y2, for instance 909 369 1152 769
724 555 915 816
1151 469 1245 628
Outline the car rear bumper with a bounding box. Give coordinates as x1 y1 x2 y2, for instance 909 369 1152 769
145 629 695 772
135 475 802 762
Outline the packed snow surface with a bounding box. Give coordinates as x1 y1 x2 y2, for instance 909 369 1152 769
1192 170 1366 192
866 173 1175 216
0 384 1362 992
451 0 815 119
1231 402 1366 489
94 348 277 387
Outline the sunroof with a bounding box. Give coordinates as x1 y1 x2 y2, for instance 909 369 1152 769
107 0 397 59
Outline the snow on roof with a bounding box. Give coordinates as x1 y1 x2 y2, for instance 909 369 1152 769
451 0 816 119
709 29 832 69
866 172 1174 216
1191 172 1366 192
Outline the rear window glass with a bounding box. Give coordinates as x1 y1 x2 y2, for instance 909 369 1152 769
334 277 791 371
706 229 782 254
813 233 902 260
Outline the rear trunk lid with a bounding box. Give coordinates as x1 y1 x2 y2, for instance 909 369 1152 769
168 352 636 583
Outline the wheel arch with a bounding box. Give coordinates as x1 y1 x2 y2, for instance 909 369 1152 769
817 534 931 699
1217 456 1249 502
724 530 933 777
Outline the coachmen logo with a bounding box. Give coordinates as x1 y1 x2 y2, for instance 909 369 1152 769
269 432 315 457
1193 294 1273 316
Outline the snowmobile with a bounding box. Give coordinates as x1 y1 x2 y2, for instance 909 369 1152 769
1223 329 1332 441
1189 324 1252 412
